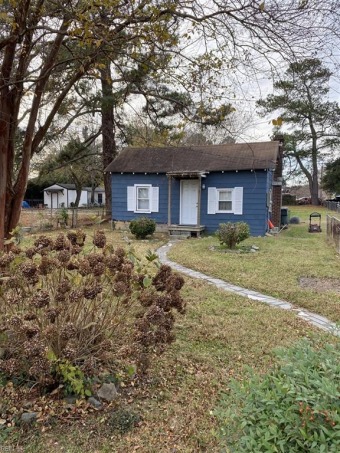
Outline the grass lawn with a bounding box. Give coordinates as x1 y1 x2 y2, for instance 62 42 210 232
1 223 338 452
168 205 340 324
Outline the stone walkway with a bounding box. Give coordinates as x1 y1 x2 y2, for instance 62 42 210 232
157 241 340 337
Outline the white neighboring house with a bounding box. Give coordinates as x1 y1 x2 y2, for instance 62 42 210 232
43 184 105 208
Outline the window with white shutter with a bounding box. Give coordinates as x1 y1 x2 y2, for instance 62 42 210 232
127 184 159 213
207 187 243 215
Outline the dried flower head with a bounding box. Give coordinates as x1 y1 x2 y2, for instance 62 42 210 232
93 229 106 248
168 291 186 313
60 323 77 340
23 338 46 357
0 255 9 269
68 289 83 302
93 262 105 277
29 357 52 381
24 313 38 321
67 231 77 245
165 274 185 292
152 265 173 291
57 250 71 264
25 247 37 259
115 247 126 258
0 358 20 376
0 252 15 268
105 255 123 273
8 315 23 328
32 290 50 308
54 233 69 251
83 284 102 300
55 292 66 303
154 294 172 312
45 308 60 323
78 258 91 276
70 245 82 255
22 323 40 339
76 229 86 246
145 305 165 324
62 346 77 360
34 235 53 250
114 281 131 297
139 290 155 307
39 256 57 275
57 278 71 294
20 262 39 284
122 262 134 276
87 253 104 267
44 325 58 340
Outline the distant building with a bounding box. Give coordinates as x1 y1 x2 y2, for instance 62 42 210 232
43 184 105 208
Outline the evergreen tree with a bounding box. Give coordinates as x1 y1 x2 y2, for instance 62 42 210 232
257 59 340 205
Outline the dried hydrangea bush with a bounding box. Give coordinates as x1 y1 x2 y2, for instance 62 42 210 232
0 230 185 391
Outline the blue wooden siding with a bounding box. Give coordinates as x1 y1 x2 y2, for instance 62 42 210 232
111 170 273 236
112 174 168 223
201 171 271 236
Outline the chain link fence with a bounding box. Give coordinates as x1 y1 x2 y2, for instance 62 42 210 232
323 201 340 213
327 214 340 254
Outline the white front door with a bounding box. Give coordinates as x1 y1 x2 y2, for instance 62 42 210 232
180 180 199 225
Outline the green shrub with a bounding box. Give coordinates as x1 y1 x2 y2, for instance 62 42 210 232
129 217 156 239
0 230 185 390
57 207 69 226
216 222 250 249
215 340 340 452
282 194 297 205
55 359 91 397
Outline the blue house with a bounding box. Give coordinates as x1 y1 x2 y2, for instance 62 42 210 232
105 141 283 236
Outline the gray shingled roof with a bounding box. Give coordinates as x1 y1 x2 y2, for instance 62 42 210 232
105 142 279 173
44 184 104 191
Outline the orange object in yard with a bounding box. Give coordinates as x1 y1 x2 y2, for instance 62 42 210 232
268 220 274 229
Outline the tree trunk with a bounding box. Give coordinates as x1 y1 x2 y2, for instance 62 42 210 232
310 177 319 205
0 101 10 250
100 61 117 219
311 138 319 205
0 39 17 250
74 189 82 208
294 151 319 206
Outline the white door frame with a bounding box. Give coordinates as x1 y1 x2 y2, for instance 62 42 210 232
180 179 199 225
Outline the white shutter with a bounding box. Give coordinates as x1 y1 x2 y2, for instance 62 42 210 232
207 187 217 214
151 187 159 212
127 186 135 212
233 187 243 215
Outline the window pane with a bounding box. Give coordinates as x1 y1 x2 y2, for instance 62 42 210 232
137 186 150 210
138 188 149 199
138 199 149 210
219 190 231 201
219 201 232 211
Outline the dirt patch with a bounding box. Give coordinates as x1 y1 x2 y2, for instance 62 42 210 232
299 277 340 293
